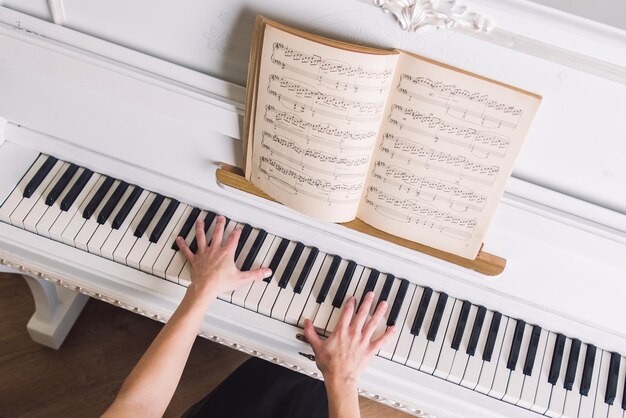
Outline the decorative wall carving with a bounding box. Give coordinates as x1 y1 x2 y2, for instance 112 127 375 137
373 0 492 32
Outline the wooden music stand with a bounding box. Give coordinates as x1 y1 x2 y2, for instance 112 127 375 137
215 163 506 276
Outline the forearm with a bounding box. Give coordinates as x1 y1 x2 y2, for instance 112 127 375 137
325 378 360 418
103 287 215 418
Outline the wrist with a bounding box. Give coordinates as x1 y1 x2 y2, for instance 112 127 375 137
184 283 217 306
324 373 358 392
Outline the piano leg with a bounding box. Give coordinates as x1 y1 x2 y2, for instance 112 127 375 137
20 274 89 349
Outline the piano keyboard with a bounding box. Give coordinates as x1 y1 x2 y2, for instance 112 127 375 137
2 154 625 418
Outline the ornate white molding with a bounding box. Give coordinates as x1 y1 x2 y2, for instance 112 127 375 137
0 257 434 417
373 0 492 32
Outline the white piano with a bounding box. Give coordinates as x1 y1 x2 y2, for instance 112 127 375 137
1 1 625 417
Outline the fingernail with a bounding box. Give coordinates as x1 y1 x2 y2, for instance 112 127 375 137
217 215 224 222
367 291 375 298
263 268 272 278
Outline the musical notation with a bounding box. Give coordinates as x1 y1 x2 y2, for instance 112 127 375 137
267 75 385 123
379 133 500 186
388 104 510 159
371 161 487 213
271 42 393 93
397 74 523 129
263 105 376 151
363 186 477 240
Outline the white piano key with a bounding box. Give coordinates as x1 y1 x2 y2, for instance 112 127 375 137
431 300 463 379
406 291 438 370
392 285 423 365
244 235 281 312
461 309 494 390
545 338 571 417
0 154 47 224
10 159 63 229
22 162 69 232
421 297 457 375
297 254 333 328
100 189 149 260
235 229 259 270
269 243 308 321
577 346 603 418
87 181 134 255
49 172 100 242
74 179 119 251
592 350 611 418
560 341 587 418
284 250 325 325
151 205 193 277
503 322 534 404
35 167 84 238
606 356 625 418
326 265 364 336
313 259 348 333
139 203 188 274
517 328 550 408
372 277 401 342
475 316 510 395
112 192 155 264
368 272 388 316
257 241 295 316
126 197 170 269
448 305 479 384
231 233 275 307
164 209 206 283
530 331 558 414
489 318 517 399
60 175 105 245
379 283 416 360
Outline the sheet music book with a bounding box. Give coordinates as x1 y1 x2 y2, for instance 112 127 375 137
243 16 541 259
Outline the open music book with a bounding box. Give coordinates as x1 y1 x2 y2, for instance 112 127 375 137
243 16 541 259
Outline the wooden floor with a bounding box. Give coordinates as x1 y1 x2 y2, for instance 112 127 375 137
0 273 411 418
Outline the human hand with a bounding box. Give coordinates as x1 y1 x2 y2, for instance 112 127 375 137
175 216 271 298
303 292 395 387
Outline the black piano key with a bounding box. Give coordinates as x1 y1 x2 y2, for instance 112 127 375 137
234 224 253 260
410 287 433 336
332 260 357 308
45 163 79 206
83 176 115 219
605 352 621 405
426 292 448 342
316 255 341 304
580 345 597 396
240 229 268 272
451 300 471 350
265 238 290 282
133 194 165 238
60 169 94 211
293 247 319 293
387 279 408 327
523 325 542 376
376 274 395 307
189 211 216 253
564 339 581 390
466 306 486 356
548 333 567 385
23 155 58 198
622 370 626 410
277 242 304 288
506 319 526 371
97 181 129 224
359 269 379 308
482 312 502 362
149 199 180 243
171 207 201 250
111 185 143 229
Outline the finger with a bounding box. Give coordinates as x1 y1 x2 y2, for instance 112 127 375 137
210 216 225 248
335 296 356 333
194 219 207 251
303 319 323 353
353 291 375 331
224 226 242 255
362 300 388 340
239 267 271 283
176 236 194 262
370 325 396 353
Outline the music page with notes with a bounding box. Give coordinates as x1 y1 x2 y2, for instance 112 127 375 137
357 53 541 258
245 19 399 222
